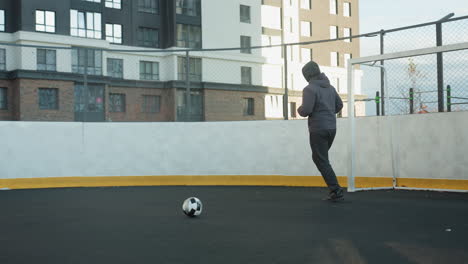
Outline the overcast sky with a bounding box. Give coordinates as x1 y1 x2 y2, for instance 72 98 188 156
359 0 468 33
359 0 468 55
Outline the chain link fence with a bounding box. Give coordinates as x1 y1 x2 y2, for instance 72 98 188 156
359 15 468 117
0 16 467 122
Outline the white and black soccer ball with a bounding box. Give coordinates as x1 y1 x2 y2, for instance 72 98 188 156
182 197 203 217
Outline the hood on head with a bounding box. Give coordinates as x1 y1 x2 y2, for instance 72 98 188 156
302 60 321 82
314 73 331 88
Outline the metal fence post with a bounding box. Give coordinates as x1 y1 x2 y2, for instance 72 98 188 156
84 48 88 122
283 44 289 120
409 88 414 114
376 91 380 116
379 29 385 116
436 22 445 112
447 85 451 112
185 50 191 121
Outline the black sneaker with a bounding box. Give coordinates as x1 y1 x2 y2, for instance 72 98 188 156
323 188 344 202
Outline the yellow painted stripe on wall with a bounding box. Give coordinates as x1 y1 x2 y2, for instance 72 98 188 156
0 175 467 190
397 178 468 190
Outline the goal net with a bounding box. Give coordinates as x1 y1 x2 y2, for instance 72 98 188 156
346 42 468 193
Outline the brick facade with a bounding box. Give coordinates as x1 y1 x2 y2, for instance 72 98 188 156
16 79 75 121
0 80 17 121
2 78 308 122
106 86 176 122
204 89 265 121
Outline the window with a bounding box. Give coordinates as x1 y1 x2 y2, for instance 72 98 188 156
301 0 311 9
244 98 254 116
0 49 5 70
301 21 312 37
39 88 59 110
330 26 338 39
0 10 4 31
107 58 123 78
109 93 125 112
74 85 104 114
37 49 56 71
138 0 158 13
344 53 352 67
140 61 159 80
290 102 297 117
142 95 161 113
330 0 338 14
0 88 7 110
106 24 122 44
301 48 312 63
344 27 352 42
83 0 101 2
176 24 201 49
331 52 339 67
137 27 158 47
178 57 202 82
240 36 251 54
176 0 200 16
241 66 252 85
240 5 251 23
70 10 102 39
71 48 103 75
344 2 351 17
35 10 55 33
106 0 121 9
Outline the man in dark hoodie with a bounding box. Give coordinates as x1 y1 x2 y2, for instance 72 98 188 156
298 60 344 202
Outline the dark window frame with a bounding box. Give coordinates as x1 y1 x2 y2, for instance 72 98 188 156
244 98 254 116
240 36 252 54
107 58 124 79
35 10 56 33
71 48 103 75
0 48 6 71
142 95 161 113
0 10 5 31
0 87 7 110
139 61 160 80
176 0 201 16
137 27 159 48
177 57 202 82
106 23 123 44
39 88 59 110
37 49 57 72
138 0 159 14
176 24 202 49
109 93 126 112
105 0 122 9
240 5 251 23
241 66 252 85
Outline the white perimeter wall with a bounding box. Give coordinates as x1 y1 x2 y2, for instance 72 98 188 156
1 112 467 181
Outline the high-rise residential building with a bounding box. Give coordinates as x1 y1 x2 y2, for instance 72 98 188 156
0 0 362 122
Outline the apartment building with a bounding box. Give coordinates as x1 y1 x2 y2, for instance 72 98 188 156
0 0 362 122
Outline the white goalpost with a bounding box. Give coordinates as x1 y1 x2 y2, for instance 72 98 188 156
347 42 468 193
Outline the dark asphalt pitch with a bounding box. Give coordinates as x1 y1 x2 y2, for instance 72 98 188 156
1 186 468 264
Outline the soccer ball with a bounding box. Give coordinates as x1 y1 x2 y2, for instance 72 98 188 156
182 197 203 217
